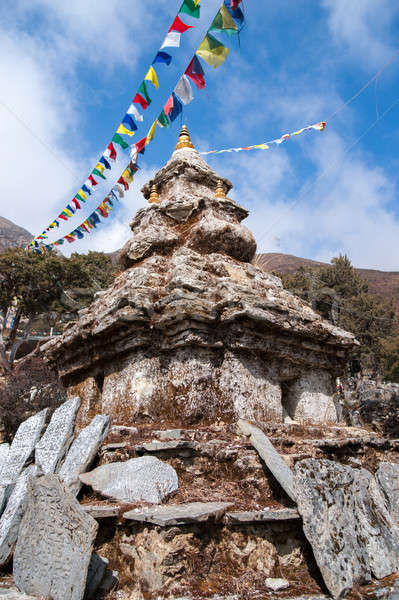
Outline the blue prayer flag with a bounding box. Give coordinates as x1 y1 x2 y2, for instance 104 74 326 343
170 92 183 122
82 184 91 196
223 0 244 25
122 114 138 132
99 156 111 170
153 51 172 66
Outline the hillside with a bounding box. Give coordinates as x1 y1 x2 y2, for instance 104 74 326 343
0 216 32 251
255 252 399 314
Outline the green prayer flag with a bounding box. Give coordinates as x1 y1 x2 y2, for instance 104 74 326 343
138 81 152 105
112 134 129 149
196 33 229 69
92 168 106 180
209 4 238 36
75 193 86 203
179 0 200 18
157 109 171 128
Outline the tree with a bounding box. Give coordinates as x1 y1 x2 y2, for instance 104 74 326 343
382 336 399 383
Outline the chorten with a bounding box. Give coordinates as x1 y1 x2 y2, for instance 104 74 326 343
43 126 357 429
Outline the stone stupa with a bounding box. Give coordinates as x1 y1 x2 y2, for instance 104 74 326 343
43 126 357 429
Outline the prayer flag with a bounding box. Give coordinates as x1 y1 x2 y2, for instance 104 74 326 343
113 184 125 198
135 136 147 154
133 93 149 110
58 213 68 221
153 51 172 65
65 234 76 243
169 15 193 33
111 190 119 202
179 0 200 18
64 207 73 217
105 196 114 207
95 163 105 174
157 109 170 128
78 189 87 199
160 31 181 49
99 156 111 170
92 168 106 179
66 204 75 214
210 4 238 36
90 212 101 225
122 168 134 183
122 114 138 132
129 162 139 174
73 228 84 239
83 220 93 231
185 55 205 89
146 120 157 144
76 193 86 203
107 142 117 160
144 65 159 89
164 95 174 116
82 185 92 196
174 74 193 104
118 176 129 191
72 198 81 210
223 0 244 26
89 175 98 186
169 92 183 121
127 103 143 121
138 81 152 106
97 205 109 218
196 34 229 68
112 133 129 149
79 223 89 234
117 123 136 137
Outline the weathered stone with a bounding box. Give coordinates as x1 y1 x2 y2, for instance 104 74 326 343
265 578 290 591
110 425 138 436
13 474 98 600
0 590 37 599
42 129 357 428
376 462 399 523
0 445 9 470
295 459 399 599
85 553 107 599
81 504 120 519
58 414 110 495
0 410 47 514
35 397 80 474
153 429 183 440
136 440 196 453
225 508 300 524
0 466 37 566
79 456 178 504
123 502 233 526
238 420 296 502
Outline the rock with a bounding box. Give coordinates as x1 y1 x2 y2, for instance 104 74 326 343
58 415 110 495
237 420 296 502
35 397 80 474
153 429 183 440
13 474 98 600
85 553 107 599
376 462 399 523
79 456 178 504
96 568 119 596
265 577 290 591
0 409 47 514
110 425 138 437
225 508 300 524
123 502 234 526
295 459 399 599
136 440 196 453
0 444 9 469
0 590 37 599
81 504 120 519
353 380 399 437
0 466 37 566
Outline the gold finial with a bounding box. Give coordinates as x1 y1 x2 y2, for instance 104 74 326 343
175 124 195 151
149 184 159 204
215 179 226 199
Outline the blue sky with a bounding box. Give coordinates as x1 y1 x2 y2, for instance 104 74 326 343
1 0 399 269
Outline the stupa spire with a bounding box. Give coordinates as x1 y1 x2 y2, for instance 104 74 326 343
215 179 226 199
175 124 195 151
148 184 159 204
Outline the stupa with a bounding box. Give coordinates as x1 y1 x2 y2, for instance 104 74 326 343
43 126 357 429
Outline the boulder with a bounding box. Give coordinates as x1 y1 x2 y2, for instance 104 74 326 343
13 474 98 600
35 397 80 474
58 414 110 495
79 456 178 504
295 459 399 599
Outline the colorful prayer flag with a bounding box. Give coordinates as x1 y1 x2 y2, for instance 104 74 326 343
164 95 174 116
160 31 181 49
146 120 157 144
118 176 129 191
174 74 193 104
210 4 238 36
88 175 98 186
99 156 111 170
169 92 183 121
122 114 138 132
185 55 205 89
112 134 129 149
153 51 172 65
127 103 143 122
179 0 200 18
135 137 147 154
92 168 106 180
117 123 136 137
157 109 171 128
72 198 81 210
133 93 149 110
169 15 193 33
223 0 244 26
196 33 229 68
138 81 152 106
144 65 159 89
107 142 117 160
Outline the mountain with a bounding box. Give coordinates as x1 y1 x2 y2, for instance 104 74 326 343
255 252 399 315
0 216 32 251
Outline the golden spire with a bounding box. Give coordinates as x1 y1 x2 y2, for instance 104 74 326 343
149 184 159 204
215 179 226 199
175 124 195 151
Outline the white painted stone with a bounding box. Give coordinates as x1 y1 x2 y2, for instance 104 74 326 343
58 414 110 496
285 370 337 423
265 578 290 591
35 397 80 474
79 456 178 504
0 466 37 565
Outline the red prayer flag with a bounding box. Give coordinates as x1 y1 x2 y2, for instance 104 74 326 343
65 235 76 243
169 15 193 33
97 205 109 218
118 176 129 191
185 56 205 90
135 137 147 154
89 175 98 186
164 95 174 116
72 198 81 210
231 0 242 8
58 214 68 221
80 223 90 233
107 142 117 160
133 93 149 110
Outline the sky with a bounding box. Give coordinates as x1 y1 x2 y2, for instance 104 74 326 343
1 0 399 270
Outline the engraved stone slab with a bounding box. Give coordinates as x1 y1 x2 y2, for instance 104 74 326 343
58 415 110 496
35 397 80 474
376 462 399 523
225 508 300 524
238 420 296 502
123 502 233 526
81 504 120 519
0 410 47 514
295 459 399 599
13 474 98 600
79 456 178 504
0 466 37 566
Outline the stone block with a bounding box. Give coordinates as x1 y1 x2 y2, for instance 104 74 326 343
81 504 120 519
153 429 183 440
35 397 80 474
225 508 300 524
58 415 110 496
284 370 337 423
237 420 296 502
123 501 233 526
79 456 178 504
13 474 98 600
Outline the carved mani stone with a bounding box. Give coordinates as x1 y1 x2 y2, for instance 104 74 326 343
58 414 110 496
0 409 47 515
35 397 81 474
13 474 98 600
79 456 178 504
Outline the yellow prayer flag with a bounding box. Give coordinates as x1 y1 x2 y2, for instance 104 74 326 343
64 208 73 217
123 169 134 183
196 33 229 69
144 65 159 89
253 144 269 150
194 0 200 5
146 120 157 144
95 163 105 174
117 123 135 137
78 189 87 200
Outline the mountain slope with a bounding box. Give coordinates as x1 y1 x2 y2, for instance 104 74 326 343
0 216 32 251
